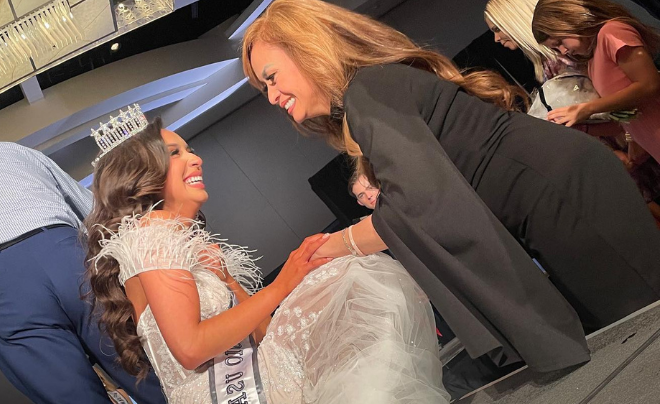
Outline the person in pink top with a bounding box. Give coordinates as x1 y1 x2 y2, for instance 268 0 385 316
531 0 660 163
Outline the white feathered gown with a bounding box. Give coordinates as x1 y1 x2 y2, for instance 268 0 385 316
95 215 450 404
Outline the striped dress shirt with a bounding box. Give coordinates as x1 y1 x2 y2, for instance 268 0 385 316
0 142 92 244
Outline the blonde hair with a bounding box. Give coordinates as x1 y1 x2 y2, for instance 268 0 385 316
484 0 557 82
532 0 660 58
242 0 525 160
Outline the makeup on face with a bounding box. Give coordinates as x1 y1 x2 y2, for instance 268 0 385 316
161 129 208 219
250 41 331 123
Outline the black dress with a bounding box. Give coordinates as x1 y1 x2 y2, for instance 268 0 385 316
343 64 660 372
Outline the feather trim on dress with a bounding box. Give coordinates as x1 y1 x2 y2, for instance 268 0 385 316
92 211 263 295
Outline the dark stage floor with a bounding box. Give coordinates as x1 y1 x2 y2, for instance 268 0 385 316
455 301 660 404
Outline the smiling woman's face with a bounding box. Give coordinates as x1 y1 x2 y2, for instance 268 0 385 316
161 129 208 219
249 41 331 123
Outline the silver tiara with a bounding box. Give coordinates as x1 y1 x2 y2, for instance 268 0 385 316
90 104 149 167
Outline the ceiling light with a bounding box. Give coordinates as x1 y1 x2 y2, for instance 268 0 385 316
110 43 120 52
0 0 83 76
115 0 173 31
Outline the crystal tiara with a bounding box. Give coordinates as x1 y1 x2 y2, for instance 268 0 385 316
90 104 149 167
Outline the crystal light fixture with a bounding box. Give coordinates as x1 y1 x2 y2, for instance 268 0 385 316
0 0 82 76
115 0 174 32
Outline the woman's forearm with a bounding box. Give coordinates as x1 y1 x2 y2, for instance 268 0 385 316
351 215 388 254
316 215 388 258
182 282 287 369
146 235 330 370
227 278 270 343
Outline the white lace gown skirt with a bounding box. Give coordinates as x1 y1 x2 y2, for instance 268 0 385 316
258 253 450 404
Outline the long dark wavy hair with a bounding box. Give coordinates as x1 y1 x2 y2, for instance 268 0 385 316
532 0 660 60
242 0 527 186
84 117 168 380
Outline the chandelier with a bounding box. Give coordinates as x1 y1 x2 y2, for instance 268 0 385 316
115 0 174 32
0 0 82 76
0 0 175 93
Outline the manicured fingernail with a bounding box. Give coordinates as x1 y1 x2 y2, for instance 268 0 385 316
322 233 330 238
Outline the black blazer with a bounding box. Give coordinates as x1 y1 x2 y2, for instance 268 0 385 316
344 64 589 372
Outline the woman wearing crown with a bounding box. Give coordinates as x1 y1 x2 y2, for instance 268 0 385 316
84 106 450 404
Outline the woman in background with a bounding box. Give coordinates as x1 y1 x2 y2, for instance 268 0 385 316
485 0 562 82
532 0 660 162
486 0 660 222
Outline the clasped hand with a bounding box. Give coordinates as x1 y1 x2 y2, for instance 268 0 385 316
201 235 331 295
272 233 332 295
547 103 593 127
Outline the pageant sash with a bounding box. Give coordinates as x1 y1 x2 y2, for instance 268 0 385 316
210 298 267 404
